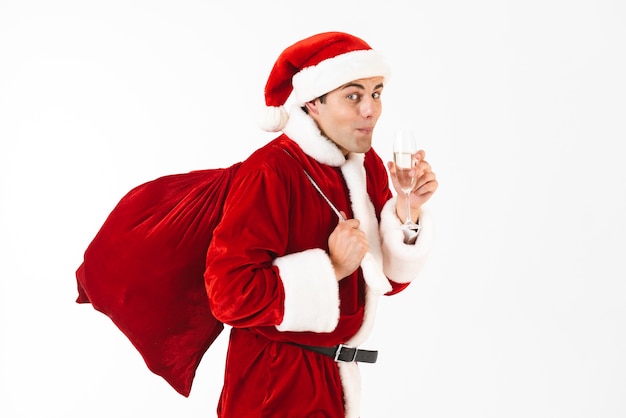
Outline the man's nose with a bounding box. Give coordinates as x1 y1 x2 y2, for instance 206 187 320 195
360 97 380 119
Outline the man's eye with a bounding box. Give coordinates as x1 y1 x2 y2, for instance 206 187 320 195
347 93 359 100
372 92 381 99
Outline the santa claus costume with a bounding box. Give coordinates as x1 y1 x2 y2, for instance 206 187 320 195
204 32 433 418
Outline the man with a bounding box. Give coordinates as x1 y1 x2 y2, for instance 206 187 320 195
205 31 438 418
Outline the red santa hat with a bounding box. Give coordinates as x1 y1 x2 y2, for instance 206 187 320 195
258 31 391 132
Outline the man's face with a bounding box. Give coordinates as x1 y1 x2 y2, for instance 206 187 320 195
306 76 384 155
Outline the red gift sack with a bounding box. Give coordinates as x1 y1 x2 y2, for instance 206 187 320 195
76 162 241 397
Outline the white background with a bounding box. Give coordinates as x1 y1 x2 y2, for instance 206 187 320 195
1 1 625 417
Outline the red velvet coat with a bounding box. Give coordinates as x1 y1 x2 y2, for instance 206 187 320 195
204 107 433 418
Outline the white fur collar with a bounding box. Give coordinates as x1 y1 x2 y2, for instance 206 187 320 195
282 105 347 167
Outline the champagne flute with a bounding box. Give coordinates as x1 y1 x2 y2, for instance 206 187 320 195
393 129 420 230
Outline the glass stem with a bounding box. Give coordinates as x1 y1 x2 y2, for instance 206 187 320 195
405 191 412 224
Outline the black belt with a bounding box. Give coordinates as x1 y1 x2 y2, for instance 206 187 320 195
296 343 378 364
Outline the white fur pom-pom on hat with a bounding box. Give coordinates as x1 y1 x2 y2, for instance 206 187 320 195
258 31 391 132
257 105 290 132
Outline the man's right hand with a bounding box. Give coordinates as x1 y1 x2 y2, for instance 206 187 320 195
328 212 369 281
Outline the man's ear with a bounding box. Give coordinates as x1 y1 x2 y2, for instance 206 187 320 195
304 99 320 116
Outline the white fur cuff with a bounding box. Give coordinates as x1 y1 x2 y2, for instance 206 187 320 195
380 198 434 283
274 248 340 332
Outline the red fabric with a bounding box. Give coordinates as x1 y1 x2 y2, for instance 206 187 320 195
204 136 403 416
219 328 345 418
76 162 241 397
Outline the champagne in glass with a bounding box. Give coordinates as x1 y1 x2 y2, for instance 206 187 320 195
394 152 416 192
393 129 420 229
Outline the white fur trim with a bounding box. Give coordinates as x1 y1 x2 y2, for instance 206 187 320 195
292 49 391 105
348 286 382 346
380 198 434 283
282 105 346 166
339 153 388 350
274 249 340 332
341 154 391 295
340 285 382 417
339 362 361 418
360 252 391 294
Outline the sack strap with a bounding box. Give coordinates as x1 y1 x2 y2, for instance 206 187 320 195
276 146 347 222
